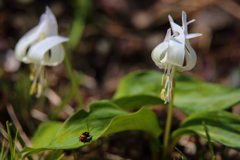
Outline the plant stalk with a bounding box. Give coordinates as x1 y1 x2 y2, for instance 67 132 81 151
162 71 176 159
163 100 174 159
64 51 84 110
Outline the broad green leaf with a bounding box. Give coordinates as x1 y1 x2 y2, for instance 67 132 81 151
174 75 240 115
113 70 165 109
22 100 162 157
172 111 240 150
32 121 63 148
113 95 164 110
113 70 240 114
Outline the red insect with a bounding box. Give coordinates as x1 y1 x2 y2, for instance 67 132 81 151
79 123 94 144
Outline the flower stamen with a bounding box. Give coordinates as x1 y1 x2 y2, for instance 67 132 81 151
160 64 175 103
160 89 166 101
161 74 165 85
29 65 46 97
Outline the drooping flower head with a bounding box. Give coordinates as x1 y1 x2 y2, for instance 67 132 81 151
151 11 202 103
15 6 69 97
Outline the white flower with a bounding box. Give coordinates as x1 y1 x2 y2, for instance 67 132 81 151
151 11 202 103
15 6 69 97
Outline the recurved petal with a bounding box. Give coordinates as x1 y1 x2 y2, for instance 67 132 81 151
164 28 171 42
27 36 69 66
151 41 169 67
43 44 65 66
161 37 185 67
42 6 58 36
168 15 174 23
176 39 197 72
182 11 188 34
169 22 185 42
186 33 202 39
186 19 195 25
14 19 47 63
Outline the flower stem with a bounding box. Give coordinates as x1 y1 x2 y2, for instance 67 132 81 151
64 51 84 110
163 100 174 159
163 71 176 159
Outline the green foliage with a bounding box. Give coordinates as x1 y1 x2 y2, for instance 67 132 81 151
44 150 64 160
113 70 165 109
0 140 9 160
4 121 20 160
113 70 240 115
22 100 162 157
202 121 215 160
172 111 240 150
32 121 63 148
68 0 92 50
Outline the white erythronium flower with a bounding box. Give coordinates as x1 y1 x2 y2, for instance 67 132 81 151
151 11 202 103
15 6 69 97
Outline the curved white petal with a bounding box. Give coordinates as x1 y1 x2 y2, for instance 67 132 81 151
15 19 47 63
27 36 69 66
151 41 168 68
15 6 58 63
43 44 65 66
176 39 197 72
42 6 58 36
161 37 185 67
169 22 184 41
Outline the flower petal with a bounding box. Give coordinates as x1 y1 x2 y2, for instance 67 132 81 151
169 21 185 43
151 41 168 68
14 6 58 63
42 6 58 36
186 33 202 39
161 37 185 67
182 11 188 35
164 28 171 42
43 44 65 66
15 19 47 63
27 36 69 66
186 19 195 25
176 39 197 72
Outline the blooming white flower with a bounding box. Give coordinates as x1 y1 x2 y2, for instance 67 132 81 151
15 6 69 97
151 11 202 103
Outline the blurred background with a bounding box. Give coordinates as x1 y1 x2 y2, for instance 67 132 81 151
0 0 240 159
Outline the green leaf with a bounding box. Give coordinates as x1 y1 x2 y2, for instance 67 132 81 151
113 70 165 109
174 74 240 115
113 70 240 114
172 111 240 150
22 100 162 157
32 121 63 148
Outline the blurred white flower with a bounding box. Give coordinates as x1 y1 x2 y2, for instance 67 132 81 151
151 11 202 103
15 6 69 97
4 50 21 72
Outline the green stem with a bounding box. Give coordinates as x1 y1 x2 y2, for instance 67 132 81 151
72 149 76 160
163 101 173 159
64 51 84 110
202 121 215 160
162 71 176 159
